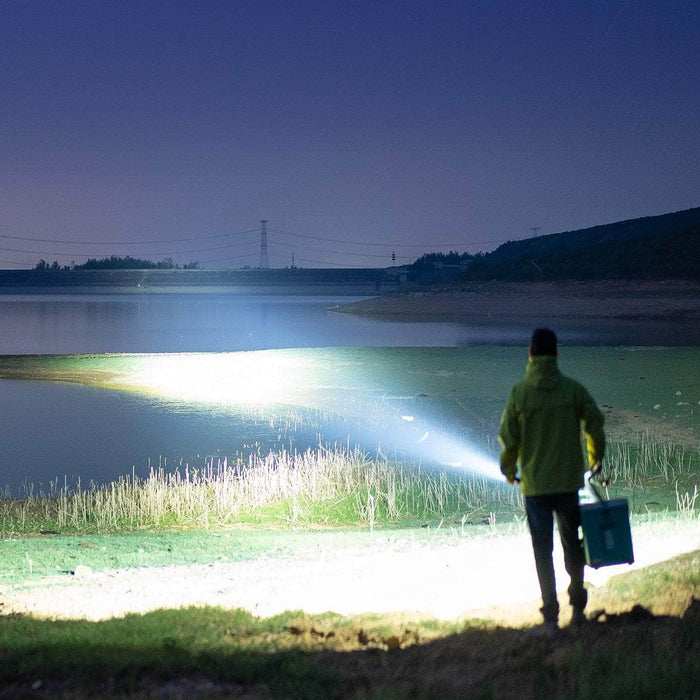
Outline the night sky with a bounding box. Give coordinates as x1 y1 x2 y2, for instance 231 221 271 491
2 1 698 269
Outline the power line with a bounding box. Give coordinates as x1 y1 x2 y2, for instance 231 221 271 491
284 255 380 268
2 222 514 253
0 227 261 246
0 239 262 259
194 252 259 264
272 238 407 261
269 226 509 249
0 258 34 267
0 220 510 269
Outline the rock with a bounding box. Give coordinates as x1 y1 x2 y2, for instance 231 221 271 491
73 565 93 579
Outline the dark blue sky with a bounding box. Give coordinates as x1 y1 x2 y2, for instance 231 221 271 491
2 1 698 269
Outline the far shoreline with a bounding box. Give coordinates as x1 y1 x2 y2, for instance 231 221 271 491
330 279 700 322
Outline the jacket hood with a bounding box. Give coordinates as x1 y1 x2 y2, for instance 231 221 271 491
525 355 561 390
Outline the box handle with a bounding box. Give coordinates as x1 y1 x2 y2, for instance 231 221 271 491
584 469 610 503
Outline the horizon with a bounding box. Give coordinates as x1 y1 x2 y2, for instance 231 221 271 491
3 204 695 273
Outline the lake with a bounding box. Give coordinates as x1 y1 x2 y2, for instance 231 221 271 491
0 292 696 494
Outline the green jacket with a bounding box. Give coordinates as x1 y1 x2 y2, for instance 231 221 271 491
498 356 605 496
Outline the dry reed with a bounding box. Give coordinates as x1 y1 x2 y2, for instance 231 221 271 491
1 445 517 533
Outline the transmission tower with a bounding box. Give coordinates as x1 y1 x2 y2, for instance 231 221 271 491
529 226 541 238
259 219 269 269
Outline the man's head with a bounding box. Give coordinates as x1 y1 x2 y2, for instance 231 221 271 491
530 328 557 357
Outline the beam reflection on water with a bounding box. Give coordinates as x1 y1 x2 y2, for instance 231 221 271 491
0 349 503 484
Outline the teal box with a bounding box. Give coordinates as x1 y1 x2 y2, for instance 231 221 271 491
580 499 634 569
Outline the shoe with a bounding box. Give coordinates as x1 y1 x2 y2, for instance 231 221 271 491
570 610 587 629
527 621 559 639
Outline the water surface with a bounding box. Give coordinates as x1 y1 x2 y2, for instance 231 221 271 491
1 293 697 494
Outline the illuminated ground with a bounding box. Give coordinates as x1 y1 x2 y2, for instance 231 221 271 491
1 347 697 625
3 519 698 624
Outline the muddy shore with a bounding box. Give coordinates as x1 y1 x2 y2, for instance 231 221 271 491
333 280 700 321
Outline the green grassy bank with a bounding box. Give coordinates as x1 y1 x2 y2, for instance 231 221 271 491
1 346 698 534
0 347 697 697
0 550 697 698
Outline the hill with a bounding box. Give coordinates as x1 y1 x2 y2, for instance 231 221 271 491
463 207 700 281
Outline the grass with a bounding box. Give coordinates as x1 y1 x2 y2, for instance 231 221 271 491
0 445 521 535
0 348 697 695
603 433 699 517
608 433 696 486
1 345 698 533
596 548 699 606
0 552 697 698
0 436 697 697
1 432 697 536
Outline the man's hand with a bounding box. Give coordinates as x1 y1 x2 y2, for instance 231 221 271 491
590 460 610 486
506 475 519 485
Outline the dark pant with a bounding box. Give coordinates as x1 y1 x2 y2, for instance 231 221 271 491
525 492 587 623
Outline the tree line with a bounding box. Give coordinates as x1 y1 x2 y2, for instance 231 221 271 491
34 256 200 271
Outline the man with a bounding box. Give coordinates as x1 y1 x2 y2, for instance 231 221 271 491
499 328 605 636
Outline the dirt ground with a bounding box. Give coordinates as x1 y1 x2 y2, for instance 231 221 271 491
2 520 698 624
1 525 698 698
334 280 700 320
3 280 697 628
